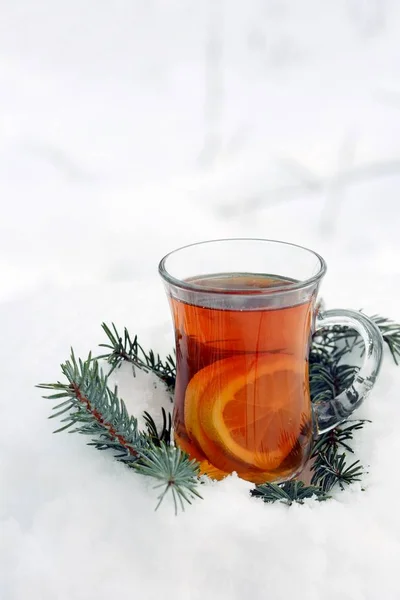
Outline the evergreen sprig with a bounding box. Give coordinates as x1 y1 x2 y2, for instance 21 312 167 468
38 312 399 512
38 351 144 454
97 322 176 389
311 420 367 456
371 316 400 365
250 481 330 505
38 352 200 513
311 447 364 492
143 408 172 446
134 443 202 513
314 315 400 365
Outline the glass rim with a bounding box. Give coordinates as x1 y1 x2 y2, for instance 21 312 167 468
158 238 327 295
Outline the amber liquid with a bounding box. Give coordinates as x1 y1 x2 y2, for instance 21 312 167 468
171 274 314 484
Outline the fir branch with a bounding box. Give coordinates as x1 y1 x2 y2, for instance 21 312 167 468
250 481 329 505
311 420 367 456
251 423 367 503
38 352 199 512
312 314 400 365
38 351 144 459
97 322 176 389
371 315 400 365
309 346 358 404
133 443 202 514
143 407 172 446
311 447 364 492
305 312 400 494
310 420 366 492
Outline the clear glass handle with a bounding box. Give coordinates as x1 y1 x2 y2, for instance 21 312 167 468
314 309 384 434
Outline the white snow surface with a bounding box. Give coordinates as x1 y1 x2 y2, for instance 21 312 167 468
1 1 400 599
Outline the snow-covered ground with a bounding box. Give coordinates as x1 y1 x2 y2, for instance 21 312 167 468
1 1 400 598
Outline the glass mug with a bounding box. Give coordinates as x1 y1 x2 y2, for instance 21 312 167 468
159 239 383 484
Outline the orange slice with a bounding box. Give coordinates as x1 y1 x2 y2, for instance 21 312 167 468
184 357 259 474
185 353 305 474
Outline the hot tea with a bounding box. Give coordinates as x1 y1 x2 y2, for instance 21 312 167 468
170 273 314 483
161 239 382 486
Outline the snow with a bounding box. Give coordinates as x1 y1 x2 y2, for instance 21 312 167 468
1 1 400 598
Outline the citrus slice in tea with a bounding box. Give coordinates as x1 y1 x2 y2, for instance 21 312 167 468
184 356 261 475
184 353 306 475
